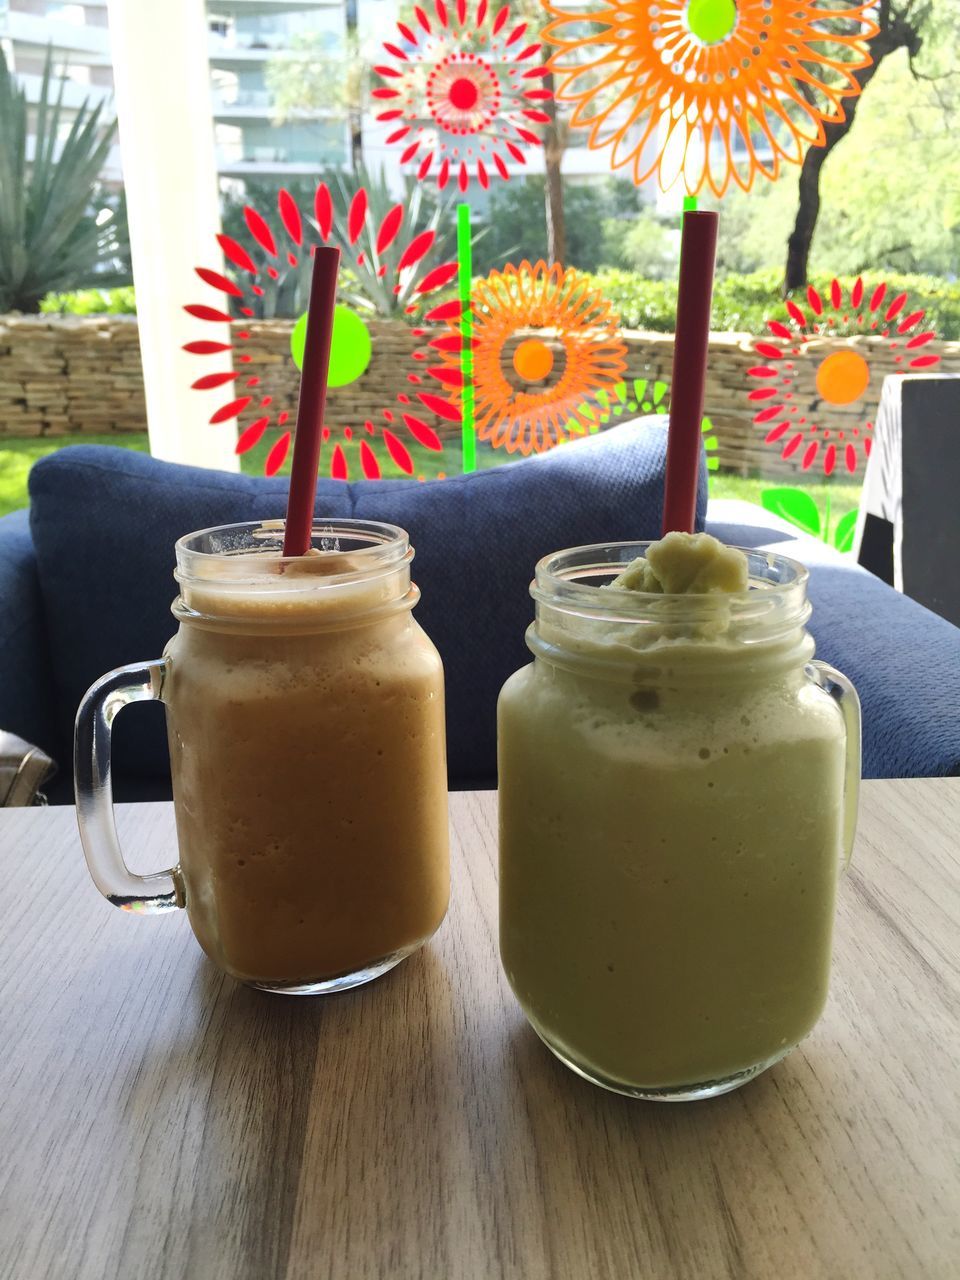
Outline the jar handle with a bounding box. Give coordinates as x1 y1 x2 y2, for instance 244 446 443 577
74 659 183 912
807 659 861 873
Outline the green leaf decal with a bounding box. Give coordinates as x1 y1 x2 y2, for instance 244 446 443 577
761 487 822 538
701 416 719 471
833 509 858 554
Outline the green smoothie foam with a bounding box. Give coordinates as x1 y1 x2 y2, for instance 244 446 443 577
607 531 748 595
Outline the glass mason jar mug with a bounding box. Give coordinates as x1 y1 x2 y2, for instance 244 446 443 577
498 542 860 1099
75 520 450 994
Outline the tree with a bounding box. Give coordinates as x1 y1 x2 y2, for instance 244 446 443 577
540 71 567 264
508 0 569 264
265 29 366 171
520 4 646 267
693 30 960 283
612 208 678 280
784 0 938 290
474 176 640 274
0 47 128 312
815 52 959 277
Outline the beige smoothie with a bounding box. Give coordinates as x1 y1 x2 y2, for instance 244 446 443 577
498 533 851 1094
162 545 450 988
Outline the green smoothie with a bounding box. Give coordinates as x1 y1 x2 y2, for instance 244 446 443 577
498 534 853 1096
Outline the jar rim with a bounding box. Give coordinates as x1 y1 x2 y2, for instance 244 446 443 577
532 541 810 625
174 518 411 589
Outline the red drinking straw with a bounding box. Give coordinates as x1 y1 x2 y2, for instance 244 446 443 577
282 245 342 556
662 210 719 535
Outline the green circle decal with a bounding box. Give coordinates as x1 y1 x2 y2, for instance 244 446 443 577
290 304 372 387
687 0 737 44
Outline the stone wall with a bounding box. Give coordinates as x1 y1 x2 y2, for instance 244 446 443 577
1 314 952 479
0 315 146 438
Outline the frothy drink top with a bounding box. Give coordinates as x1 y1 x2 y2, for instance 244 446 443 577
177 546 410 631
606 532 749 595
540 534 767 662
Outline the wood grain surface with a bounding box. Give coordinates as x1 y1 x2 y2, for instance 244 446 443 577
0 781 958 1280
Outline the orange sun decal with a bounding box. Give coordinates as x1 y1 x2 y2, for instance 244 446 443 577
184 185 459 479
374 0 551 191
749 278 941 475
424 261 627 454
541 0 878 196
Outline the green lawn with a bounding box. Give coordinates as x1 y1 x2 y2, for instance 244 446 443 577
0 434 151 517
0 433 861 541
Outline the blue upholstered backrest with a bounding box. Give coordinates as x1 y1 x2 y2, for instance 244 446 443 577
707 500 960 781
29 419 703 785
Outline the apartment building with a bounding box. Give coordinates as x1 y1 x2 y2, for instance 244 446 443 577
0 0 122 181
208 0 352 178
1 0 357 186
2 0 669 199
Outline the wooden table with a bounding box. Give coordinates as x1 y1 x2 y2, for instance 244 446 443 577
1 782 958 1280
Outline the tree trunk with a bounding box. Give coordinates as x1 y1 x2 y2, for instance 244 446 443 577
349 115 363 172
784 6 922 291
542 71 566 265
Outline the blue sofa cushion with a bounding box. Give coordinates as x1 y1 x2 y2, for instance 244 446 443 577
0 508 57 755
29 419 701 784
706 499 960 779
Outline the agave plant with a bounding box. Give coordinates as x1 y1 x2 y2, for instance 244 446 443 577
322 165 453 319
218 164 482 320
0 46 128 313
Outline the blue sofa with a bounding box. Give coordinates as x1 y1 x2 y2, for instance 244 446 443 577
1 420 958 803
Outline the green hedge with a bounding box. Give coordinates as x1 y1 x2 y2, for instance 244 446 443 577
588 269 960 340
39 286 137 315
38 272 960 340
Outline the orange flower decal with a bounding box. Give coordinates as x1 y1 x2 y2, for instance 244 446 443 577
541 0 878 196
425 261 627 454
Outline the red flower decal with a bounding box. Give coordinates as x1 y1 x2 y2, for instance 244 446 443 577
748 278 941 476
374 0 552 191
184 185 457 479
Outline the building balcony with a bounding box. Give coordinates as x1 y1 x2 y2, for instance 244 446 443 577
3 10 112 63
216 144 347 175
214 103 335 121
211 88 338 119
217 158 343 176
209 1 341 12
18 71 113 115
208 42 274 65
213 87 275 109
